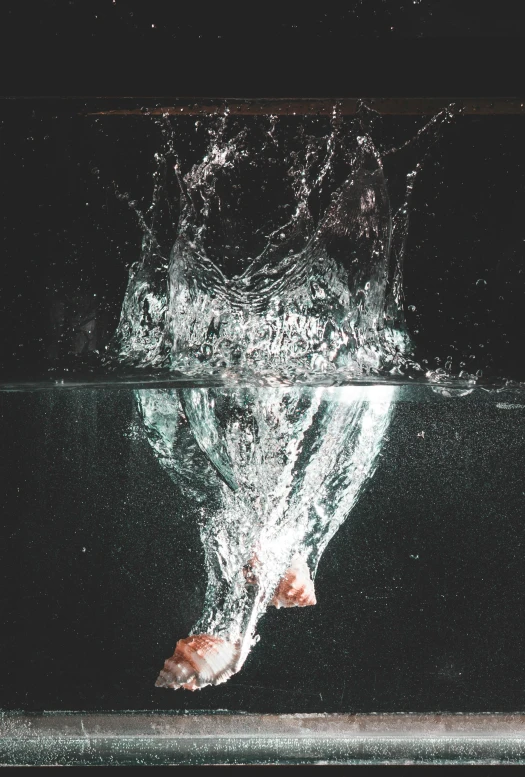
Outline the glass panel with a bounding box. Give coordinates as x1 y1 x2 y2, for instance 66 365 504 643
2 96 525 765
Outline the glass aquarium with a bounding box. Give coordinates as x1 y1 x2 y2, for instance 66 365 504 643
2 96 525 765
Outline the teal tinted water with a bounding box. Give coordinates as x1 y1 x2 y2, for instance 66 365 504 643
1 384 524 713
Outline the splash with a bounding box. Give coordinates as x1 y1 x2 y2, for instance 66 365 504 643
113 110 450 383
113 110 451 689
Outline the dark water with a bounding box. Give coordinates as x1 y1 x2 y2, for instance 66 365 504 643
2 96 525 716
1 385 524 713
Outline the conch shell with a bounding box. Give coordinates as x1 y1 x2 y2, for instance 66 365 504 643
271 555 317 609
243 553 317 609
155 635 241 691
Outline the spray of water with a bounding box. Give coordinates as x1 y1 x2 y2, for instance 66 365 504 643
113 108 457 382
113 108 453 690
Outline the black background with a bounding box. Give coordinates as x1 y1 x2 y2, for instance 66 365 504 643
2 107 525 382
2 2 525 382
2 0 525 96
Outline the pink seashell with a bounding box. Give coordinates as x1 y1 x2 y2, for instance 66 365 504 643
155 635 241 691
271 556 317 609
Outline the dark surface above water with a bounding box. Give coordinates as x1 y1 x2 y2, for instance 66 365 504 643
1 387 525 714
2 1 525 95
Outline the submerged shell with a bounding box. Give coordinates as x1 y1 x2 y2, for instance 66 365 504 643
155 635 241 691
271 556 317 609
